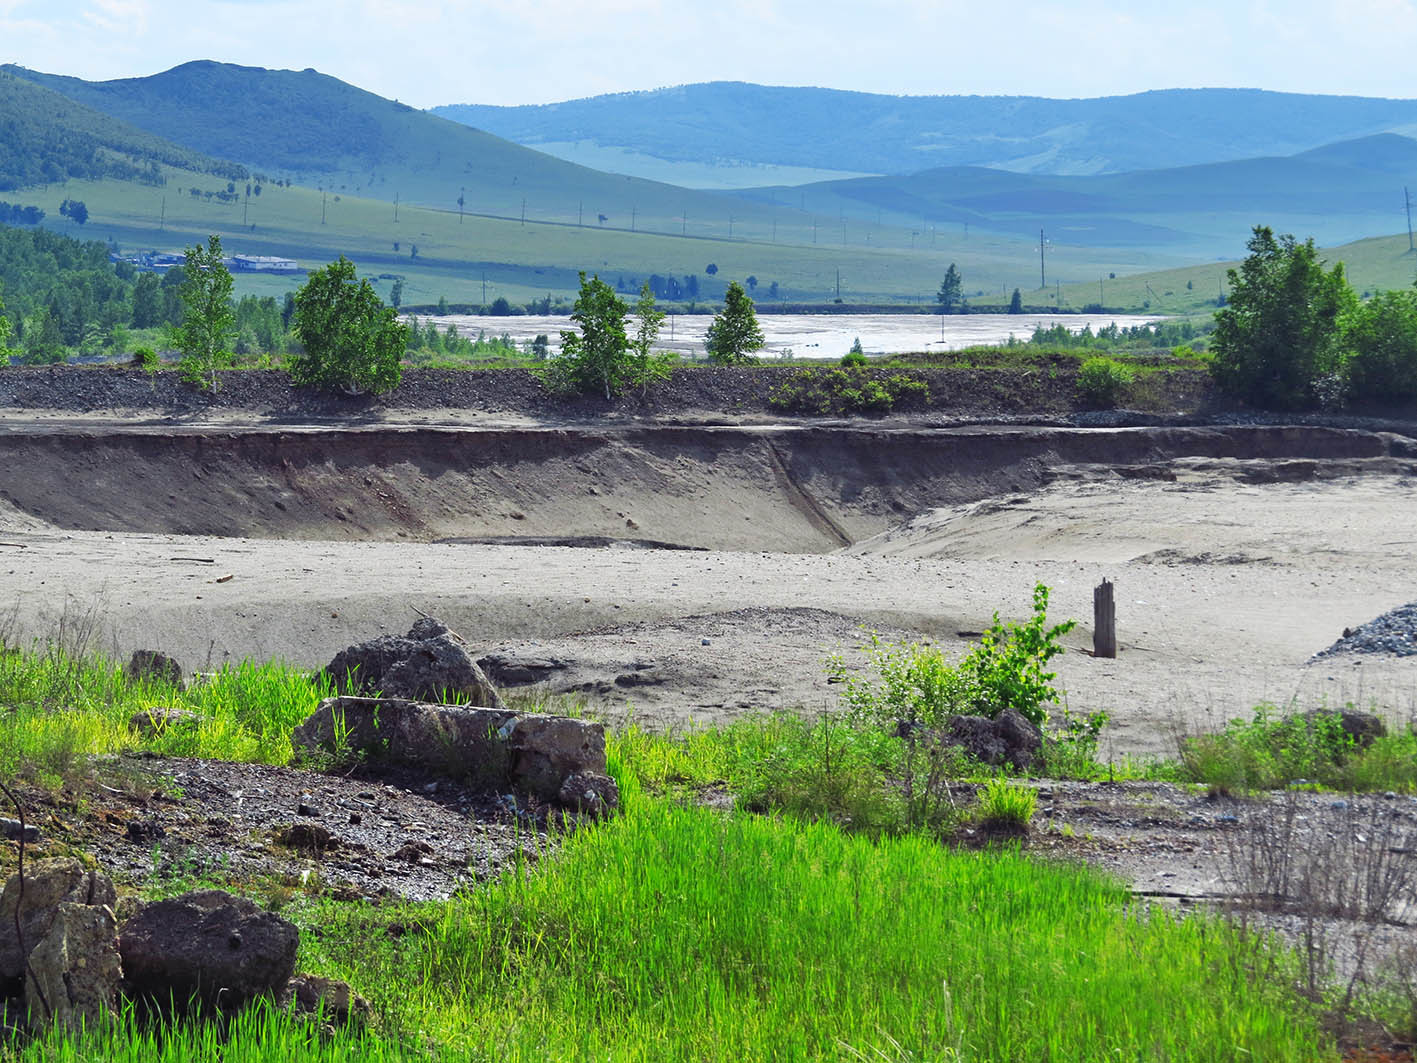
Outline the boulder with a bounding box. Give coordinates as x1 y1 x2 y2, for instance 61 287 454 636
557 771 621 818
25 901 121 1033
940 708 1043 772
1 859 116 985
118 890 298 1011
322 618 504 708
292 696 607 800
280 973 370 1027
1302 709 1387 750
128 650 183 688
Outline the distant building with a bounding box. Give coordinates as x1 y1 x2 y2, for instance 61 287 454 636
227 254 301 274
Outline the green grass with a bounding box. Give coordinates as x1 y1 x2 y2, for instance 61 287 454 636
1177 703 1417 794
0 644 332 783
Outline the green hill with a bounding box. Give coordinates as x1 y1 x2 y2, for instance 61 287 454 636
0 67 245 191
3 62 796 239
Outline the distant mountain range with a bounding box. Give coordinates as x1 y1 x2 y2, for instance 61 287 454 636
434 83 1417 186
3 61 773 233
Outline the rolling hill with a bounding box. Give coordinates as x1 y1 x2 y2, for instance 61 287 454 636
433 83 1417 186
0 66 244 191
3 62 794 239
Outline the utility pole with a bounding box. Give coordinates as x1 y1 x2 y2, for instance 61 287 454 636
835 268 841 300
159 196 165 232
321 188 327 226
1406 187 1414 252
482 273 487 304
681 212 686 236
458 186 464 224
394 193 399 223
521 198 526 227
578 201 583 227
631 205 636 232
1039 228 1046 289
728 215 733 239
1099 277 1104 307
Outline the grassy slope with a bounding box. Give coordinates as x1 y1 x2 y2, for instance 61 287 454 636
0 68 243 190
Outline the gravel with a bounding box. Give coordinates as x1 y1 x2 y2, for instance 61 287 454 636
1315 600 1417 659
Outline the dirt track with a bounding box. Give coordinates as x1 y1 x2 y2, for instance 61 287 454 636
1 405 1415 758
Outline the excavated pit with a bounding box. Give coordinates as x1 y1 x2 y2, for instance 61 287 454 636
1 422 1412 552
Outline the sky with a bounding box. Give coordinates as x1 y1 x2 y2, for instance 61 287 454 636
3 0 1417 108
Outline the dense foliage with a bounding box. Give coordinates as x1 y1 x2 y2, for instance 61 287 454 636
174 235 236 389
705 281 765 365
290 256 407 395
1211 224 1417 409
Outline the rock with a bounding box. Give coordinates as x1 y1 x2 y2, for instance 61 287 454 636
0 859 116 985
0 817 39 843
292 697 607 800
280 973 371 1026
126 819 166 844
128 650 183 688
118 890 299 1011
391 840 434 863
322 619 504 707
25 902 121 1033
476 651 570 686
940 708 1043 772
557 771 620 818
1302 709 1387 750
129 706 206 736
277 824 335 853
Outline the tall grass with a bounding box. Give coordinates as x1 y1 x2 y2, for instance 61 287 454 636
281 798 1332 1061
0 644 331 781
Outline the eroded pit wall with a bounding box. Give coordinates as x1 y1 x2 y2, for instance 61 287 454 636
0 424 1411 552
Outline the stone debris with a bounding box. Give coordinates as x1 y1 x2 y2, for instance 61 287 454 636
1315 600 1417 659
937 707 1043 772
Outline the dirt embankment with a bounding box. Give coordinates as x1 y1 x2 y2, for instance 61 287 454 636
0 423 1412 551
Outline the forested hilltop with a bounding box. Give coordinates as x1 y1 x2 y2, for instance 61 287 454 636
0 68 245 191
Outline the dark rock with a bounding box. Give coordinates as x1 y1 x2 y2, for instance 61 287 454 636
1 859 116 984
0 817 38 843
391 840 434 863
557 771 620 818
129 706 206 736
25 902 121 1033
126 819 166 844
128 650 183 688
940 708 1043 771
297 801 321 818
277 824 335 853
279 973 370 1026
118 890 299 1011
322 619 504 707
476 650 570 686
292 696 607 800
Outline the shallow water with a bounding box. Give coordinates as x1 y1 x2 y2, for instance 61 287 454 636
422 311 1166 360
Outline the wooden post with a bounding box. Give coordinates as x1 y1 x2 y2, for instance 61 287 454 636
1094 579 1117 658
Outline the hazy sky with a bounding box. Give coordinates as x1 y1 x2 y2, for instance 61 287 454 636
4 0 1417 107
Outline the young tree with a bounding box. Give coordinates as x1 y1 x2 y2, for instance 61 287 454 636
175 235 235 390
290 255 408 395
539 272 631 398
1009 288 1023 314
937 263 963 312
0 294 15 364
705 281 765 365
630 282 671 396
1211 226 1353 409
1339 287 1417 405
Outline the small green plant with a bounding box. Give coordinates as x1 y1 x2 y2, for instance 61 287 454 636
960 583 1076 727
1076 356 1135 407
976 778 1037 829
133 345 159 371
768 366 928 414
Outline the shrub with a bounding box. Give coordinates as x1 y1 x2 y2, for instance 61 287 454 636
768 366 928 414
1076 356 1134 407
961 583 1076 728
976 778 1037 829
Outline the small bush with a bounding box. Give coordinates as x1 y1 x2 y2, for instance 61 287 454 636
768 366 928 414
1076 356 1135 407
840 349 867 367
133 345 159 371
976 778 1037 828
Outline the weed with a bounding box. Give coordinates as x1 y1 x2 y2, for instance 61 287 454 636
1076 355 1135 406
767 366 929 414
976 778 1037 829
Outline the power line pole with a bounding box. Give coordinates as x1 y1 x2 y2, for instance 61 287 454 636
321 188 327 226
1406 187 1414 252
394 193 399 223
1039 228 1046 289
521 198 526 227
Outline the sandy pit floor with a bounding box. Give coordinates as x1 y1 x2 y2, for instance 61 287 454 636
2 461 1414 759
